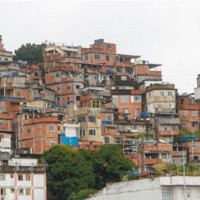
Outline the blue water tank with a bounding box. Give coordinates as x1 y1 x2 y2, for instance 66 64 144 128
60 135 78 147
141 111 150 118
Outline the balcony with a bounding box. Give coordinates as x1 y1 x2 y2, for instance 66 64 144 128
158 130 180 136
0 165 45 173
144 158 162 165
172 151 187 157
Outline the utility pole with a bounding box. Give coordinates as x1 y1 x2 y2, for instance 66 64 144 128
191 139 194 161
182 150 186 200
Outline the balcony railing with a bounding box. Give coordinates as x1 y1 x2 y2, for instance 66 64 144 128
0 166 46 173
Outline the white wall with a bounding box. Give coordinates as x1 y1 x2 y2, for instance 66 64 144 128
64 124 80 137
9 158 38 167
88 178 162 200
88 176 200 200
194 87 200 100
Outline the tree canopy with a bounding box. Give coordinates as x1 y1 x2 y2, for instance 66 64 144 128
14 43 43 64
42 145 95 200
42 144 134 200
92 144 134 189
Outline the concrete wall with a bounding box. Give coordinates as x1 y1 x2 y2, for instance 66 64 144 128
88 178 161 200
88 176 200 200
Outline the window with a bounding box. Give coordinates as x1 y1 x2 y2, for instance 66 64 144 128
0 120 4 126
80 129 85 136
162 188 171 200
50 141 57 147
105 137 110 144
160 91 164 96
124 109 129 113
49 125 55 131
55 72 60 77
0 174 5 180
168 103 175 109
26 129 31 134
25 188 31 196
1 188 6 196
183 111 188 116
134 109 140 116
192 122 198 127
78 116 85 123
172 125 178 131
132 96 141 102
193 142 198 148
182 189 191 199
57 86 61 91
94 54 100 60
25 174 30 181
95 75 98 80
105 55 110 61
19 188 24 196
112 96 118 106
76 85 80 89
192 111 197 117
168 91 173 96
18 174 23 181
56 96 61 102
10 188 15 193
92 100 100 108
107 44 111 49
89 116 96 122
10 174 14 179
121 96 129 103
117 68 121 72
89 129 96 136
84 55 88 60
105 115 111 121
76 96 80 101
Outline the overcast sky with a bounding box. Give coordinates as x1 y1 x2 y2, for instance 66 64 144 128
1 1 200 94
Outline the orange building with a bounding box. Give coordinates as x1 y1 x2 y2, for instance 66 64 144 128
177 94 200 132
112 89 142 120
18 116 59 154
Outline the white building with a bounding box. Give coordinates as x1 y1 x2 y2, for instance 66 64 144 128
0 156 47 200
0 132 47 200
88 176 200 200
63 123 80 138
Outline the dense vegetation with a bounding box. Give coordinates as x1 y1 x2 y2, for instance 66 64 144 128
42 144 134 200
14 43 43 64
153 162 200 176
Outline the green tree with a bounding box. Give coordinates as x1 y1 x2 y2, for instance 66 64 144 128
14 43 43 64
42 145 95 200
92 144 134 189
185 163 200 176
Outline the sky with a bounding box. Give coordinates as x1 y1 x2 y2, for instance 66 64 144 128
0 1 200 94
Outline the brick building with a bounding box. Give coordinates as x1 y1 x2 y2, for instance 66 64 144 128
177 94 200 132
18 116 59 154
